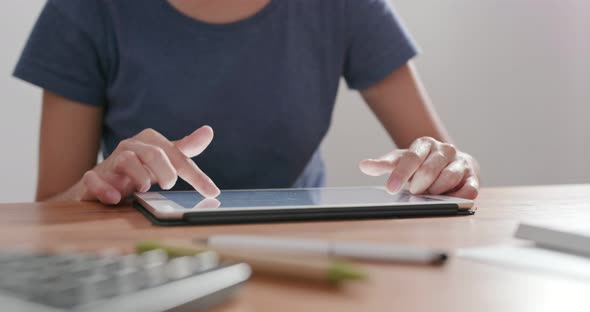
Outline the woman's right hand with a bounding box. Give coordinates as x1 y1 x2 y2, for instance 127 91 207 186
76 126 220 205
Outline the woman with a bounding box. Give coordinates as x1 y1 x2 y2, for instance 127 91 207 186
14 0 480 205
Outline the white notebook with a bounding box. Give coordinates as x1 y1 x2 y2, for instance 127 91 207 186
515 222 590 258
458 222 590 281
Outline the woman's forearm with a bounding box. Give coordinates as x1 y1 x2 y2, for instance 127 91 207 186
361 61 451 148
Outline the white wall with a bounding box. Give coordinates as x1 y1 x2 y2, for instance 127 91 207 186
1 0 589 202
0 1 43 202
324 0 590 187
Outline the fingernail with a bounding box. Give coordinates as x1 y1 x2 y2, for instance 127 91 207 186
106 191 120 203
141 184 151 193
170 177 179 190
387 176 402 193
163 180 175 190
206 183 221 198
358 160 371 173
201 125 214 134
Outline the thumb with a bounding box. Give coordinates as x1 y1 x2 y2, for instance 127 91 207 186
359 151 402 177
174 125 214 158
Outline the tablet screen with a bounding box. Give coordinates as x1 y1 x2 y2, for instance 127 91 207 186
164 188 440 209
139 187 469 212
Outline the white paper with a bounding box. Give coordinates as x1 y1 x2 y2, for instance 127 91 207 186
458 245 590 281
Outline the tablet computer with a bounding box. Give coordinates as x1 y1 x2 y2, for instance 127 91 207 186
133 187 475 226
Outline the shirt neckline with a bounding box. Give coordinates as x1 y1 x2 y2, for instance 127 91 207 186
161 0 279 31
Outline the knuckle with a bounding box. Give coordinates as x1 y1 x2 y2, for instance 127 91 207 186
418 136 435 144
456 159 469 172
82 171 102 194
113 161 126 173
403 150 421 163
82 170 95 183
432 151 448 162
469 176 480 189
118 150 136 163
416 170 434 183
117 139 135 150
142 146 166 164
419 162 438 177
119 150 136 159
137 128 159 140
114 151 135 171
142 128 157 136
440 143 457 157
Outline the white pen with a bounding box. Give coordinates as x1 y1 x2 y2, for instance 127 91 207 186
196 235 447 265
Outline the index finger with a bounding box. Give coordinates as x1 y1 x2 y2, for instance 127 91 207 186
136 129 220 197
359 150 403 177
386 139 433 193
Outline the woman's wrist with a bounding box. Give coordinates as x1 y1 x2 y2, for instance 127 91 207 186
42 180 87 202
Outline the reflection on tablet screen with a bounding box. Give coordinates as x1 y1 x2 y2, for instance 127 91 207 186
162 188 438 209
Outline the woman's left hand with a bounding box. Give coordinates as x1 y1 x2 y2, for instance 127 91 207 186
359 137 480 199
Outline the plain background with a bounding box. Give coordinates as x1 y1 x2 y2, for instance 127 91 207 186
0 0 588 202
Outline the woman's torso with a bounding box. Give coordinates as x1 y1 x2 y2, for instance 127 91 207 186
15 0 417 190
100 0 348 189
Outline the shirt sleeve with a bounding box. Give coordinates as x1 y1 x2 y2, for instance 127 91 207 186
13 0 110 106
343 0 419 90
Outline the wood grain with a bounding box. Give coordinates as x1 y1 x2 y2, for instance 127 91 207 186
1 184 590 312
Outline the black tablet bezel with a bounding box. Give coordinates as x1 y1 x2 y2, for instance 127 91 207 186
133 199 475 226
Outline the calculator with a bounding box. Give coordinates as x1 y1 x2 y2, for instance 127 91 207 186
0 248 251 311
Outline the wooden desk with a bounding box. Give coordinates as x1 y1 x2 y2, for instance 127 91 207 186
1 185 589 312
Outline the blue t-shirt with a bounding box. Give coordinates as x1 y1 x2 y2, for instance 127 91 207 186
14 0 417 190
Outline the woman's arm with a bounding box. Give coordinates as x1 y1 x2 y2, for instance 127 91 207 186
37 91 103 201
360 62 450 148
37 91 220 204
359 62 480 199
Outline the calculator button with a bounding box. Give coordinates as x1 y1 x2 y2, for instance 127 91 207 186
194 251 220 272
165 256 197 280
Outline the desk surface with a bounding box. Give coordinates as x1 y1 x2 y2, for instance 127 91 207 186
1 184 589 312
